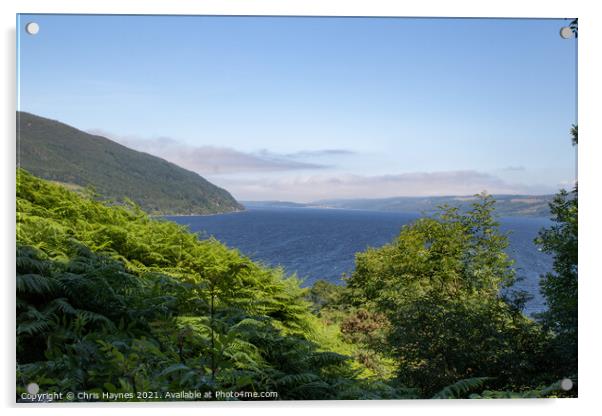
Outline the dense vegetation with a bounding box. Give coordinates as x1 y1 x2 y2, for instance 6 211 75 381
17 112 243 215
534 124 578 382
16 166 576 401
309 191 577 398
17 169 362 400
341 195 565 395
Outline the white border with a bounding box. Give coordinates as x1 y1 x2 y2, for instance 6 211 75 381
2 1 601 416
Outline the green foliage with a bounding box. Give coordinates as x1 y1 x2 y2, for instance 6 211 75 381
16 169 390 401
469 379 571 399
535 188 578 379
306 280 345 313
340 309 388 346
306 280 398 381
16 168 576 401
434 376 573 400
571 124 578 145
346 195 515 308
17 111 243 215
345 195 554 395
432 377 490 399
533 125 578 382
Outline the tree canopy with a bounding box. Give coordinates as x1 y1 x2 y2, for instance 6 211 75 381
344 195 561 395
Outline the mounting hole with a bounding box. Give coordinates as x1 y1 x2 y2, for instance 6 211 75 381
26 382 40 395
560 378 573 391
25 22 39 35
559 26 574 39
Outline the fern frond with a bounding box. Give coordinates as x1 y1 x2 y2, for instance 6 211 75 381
275 372 321 387
17 319 51 336
432 377 490 399
16 273 54 294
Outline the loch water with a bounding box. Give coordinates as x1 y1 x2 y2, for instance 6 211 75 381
166 207 552 315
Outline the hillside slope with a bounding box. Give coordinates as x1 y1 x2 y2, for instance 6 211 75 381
17 111 243 215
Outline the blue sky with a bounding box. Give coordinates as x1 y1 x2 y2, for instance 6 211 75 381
17 15 577 201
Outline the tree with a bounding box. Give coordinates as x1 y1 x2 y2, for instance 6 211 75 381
571 124 578 145
535 125 578 379
306 279 345 313
346 195 550 395
569 18 578 38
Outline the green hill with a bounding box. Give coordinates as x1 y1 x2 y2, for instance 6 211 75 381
16 111 243 215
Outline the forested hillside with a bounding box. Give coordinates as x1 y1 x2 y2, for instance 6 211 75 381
17 112 243 215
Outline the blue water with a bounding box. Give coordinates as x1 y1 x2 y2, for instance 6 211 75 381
166 207 552 315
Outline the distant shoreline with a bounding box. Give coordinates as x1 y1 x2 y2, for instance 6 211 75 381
158 205 552 221
156 208 246 218
241 195 554 218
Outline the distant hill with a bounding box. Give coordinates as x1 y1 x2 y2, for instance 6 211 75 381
312 195 554 217
246 194 554 217
241 200 309 209
17 112 243 215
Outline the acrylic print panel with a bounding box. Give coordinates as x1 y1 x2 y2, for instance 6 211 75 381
16 14 577 402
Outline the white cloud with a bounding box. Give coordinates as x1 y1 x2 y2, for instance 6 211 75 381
282 149 355 159
214 171 553 202
87 129 554 201
88 130 330 174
